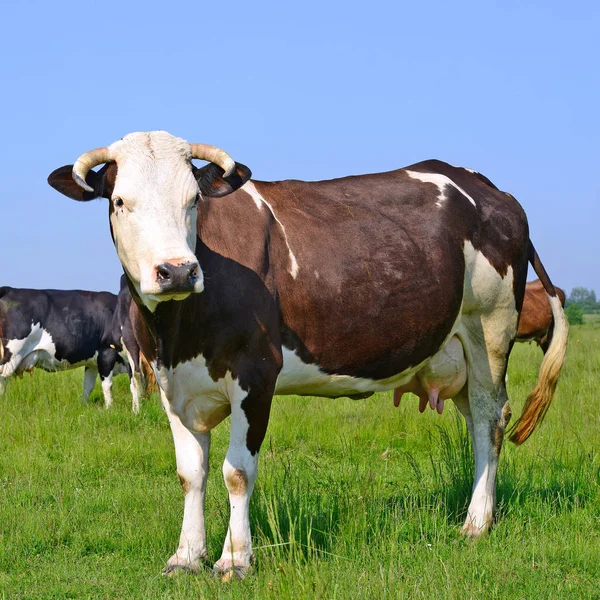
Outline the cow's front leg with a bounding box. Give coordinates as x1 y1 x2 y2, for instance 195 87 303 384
161 390 213 574
213 385 273 581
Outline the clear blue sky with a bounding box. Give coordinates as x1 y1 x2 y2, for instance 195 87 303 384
1 1 598 296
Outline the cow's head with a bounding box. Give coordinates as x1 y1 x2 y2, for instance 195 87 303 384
48 131 251 311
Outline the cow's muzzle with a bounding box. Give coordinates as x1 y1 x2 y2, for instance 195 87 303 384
155 261 201 295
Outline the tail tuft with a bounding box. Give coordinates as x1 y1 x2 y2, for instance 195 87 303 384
509 294 568 444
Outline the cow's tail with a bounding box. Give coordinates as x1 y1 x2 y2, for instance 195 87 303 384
539 286 566 353
508 242 569 445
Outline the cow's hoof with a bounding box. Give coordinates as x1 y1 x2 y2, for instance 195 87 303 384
212 563 251 582
162 552 209 576
162 563 198 576
460 522 489 539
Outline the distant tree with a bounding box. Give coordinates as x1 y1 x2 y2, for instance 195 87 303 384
566 287 599 313
565 304 584 325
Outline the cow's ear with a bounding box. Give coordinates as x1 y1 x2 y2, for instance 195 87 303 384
47 165 107 201
194 162 251 198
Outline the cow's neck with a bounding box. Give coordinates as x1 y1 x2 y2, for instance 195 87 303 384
126 232 281 374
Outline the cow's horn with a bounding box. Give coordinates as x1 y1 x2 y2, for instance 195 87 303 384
189 144 235 178
72 147 112 193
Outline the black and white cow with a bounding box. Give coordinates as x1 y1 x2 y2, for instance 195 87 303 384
0 286 139 410
48 131 568 580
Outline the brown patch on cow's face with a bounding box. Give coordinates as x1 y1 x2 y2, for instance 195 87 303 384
225 469 248 496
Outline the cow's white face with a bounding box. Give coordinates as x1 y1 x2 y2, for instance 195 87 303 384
48 131 250 312
108 132 202 310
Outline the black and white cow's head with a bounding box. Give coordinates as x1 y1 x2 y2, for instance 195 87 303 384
48 131 251 311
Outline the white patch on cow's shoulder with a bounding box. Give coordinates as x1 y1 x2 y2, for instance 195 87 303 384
243 181 299 279
405 170 476 208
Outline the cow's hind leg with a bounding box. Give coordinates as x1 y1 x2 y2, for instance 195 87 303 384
82 366 98 403
213 382 274 581
0 375 6 395
456 308 516 537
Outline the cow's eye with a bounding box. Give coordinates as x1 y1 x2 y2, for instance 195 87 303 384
113 197 124 208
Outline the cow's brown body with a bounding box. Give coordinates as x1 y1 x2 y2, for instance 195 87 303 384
517 279 566 353
48 131 569 580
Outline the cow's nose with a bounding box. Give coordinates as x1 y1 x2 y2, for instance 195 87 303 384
155 261 199 294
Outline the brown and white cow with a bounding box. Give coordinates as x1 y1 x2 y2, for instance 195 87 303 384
516 279 566 353
48 131 568 580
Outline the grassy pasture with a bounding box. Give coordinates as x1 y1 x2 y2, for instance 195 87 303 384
0 326 599 599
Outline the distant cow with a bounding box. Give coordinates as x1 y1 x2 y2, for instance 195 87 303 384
49 131 568 580
0 286 135 408
516 279 566 353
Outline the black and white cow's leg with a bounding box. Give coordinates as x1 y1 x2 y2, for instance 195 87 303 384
161 390 212 574
82 366 98 403
213 384 274 581
97 348 118 409
0 375 6 395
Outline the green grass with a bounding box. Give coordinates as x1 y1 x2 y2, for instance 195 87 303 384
0 327 599 598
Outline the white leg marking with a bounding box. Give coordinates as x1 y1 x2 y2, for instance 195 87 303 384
101 373 113 409
161 390 211 574
243 181 300 278
405 170 476 207
82 366 98 403
214 382 256 578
